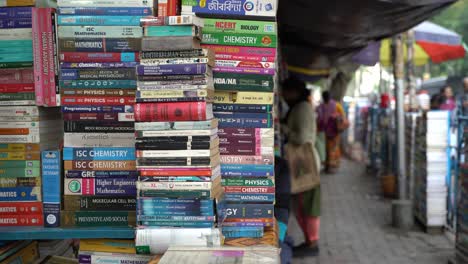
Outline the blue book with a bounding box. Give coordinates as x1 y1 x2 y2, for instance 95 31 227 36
65 170 138 178
214 112 272 119
61 105 134 113
140 221 214 228
0 187 40 201
57 15 144 26
42 151 61 227
137 210 214 217
0 7 32 19
0 40 32 48
0 18 32 29
63 147 136 161
221 164 274 177
0 47 32 54
144 26 201 37
139 198 213 205
57 7 152 16
221 226 264 238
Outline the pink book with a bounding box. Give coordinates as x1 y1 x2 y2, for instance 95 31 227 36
45 8 57 107
31 8 44 106
39 8 50 106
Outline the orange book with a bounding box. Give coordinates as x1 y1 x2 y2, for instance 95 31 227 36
0 128 30 135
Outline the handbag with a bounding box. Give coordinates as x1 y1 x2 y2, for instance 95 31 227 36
336 115 350 132
285 142 320 194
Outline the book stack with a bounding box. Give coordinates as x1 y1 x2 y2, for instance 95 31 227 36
0 240 40 263
78 239 151 264
183 0 278 245
133 15 223 255
56 0 152 228
0 4 63 228
414 111 449 228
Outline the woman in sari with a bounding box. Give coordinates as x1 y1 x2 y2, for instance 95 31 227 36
281 78 321 256
317 91 345 173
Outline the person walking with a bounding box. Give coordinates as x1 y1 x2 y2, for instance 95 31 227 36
439 85 456 111
281 78 321 256
317 91 346 173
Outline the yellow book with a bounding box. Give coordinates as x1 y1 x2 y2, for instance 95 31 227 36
79 239 137 254
0 144 40 152
214 91 274 105
3 0 35 6
138 89 212 99
1 241 39 264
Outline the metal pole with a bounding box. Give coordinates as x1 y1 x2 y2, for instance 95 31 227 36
406 30 416 202
392 34 406 200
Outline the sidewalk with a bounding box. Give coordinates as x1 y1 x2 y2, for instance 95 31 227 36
293 159 454 264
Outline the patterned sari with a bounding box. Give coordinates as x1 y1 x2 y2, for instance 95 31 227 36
317 100 345 170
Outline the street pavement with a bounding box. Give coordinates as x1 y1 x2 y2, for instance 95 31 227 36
294 159 454 264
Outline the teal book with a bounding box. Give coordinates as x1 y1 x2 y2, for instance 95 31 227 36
144 25 201 38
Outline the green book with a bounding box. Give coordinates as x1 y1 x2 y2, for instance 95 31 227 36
0 167 40 178
202 32 277 48
203 18 277 35
0 62 33 69
0 93 35 101
61 211 136 227
222 178 275 187
213 72 274 92
144 25 201 38
0 160 40 168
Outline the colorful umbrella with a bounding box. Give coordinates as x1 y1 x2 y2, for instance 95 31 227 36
353 21 466 66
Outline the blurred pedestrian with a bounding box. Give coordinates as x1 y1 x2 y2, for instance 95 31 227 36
439 85 456 111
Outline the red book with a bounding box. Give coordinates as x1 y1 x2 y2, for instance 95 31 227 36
134 102 212 122
63 112 133 122
0 202 43 215
0 214 43 226
0 84 35 93
60 52 140 63
61 96 135 106
32 7 44 106
0 69 34 84
158 0 179 16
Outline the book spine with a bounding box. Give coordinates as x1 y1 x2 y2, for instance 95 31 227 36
0 68 34 83
0 18 31 28
62 88 135 97
213 104 272 113
0 28 32 40
60 79 137 89
63 196 136 211
137 90 208 98
140 57 209 65
57 7 153 16
0 135 41 144
39 8 51 106
181 0 277 18
60 211 136 227
0 143 40 152
57 15 145 26
139 176 213 182
221 164 274 174
0 7 32 19
213 66 275 75
137 83 211 91
214 112 271 119
215 60 275 69
202 44 276 57
0 167 40 177
0 175 40 188
214 53 276 62
63 147 135 160
0 39 32 48
137 215 214 222
0 151 40 160
140 49 208 59
60 68 137 80
0 62 34 68
0 214 43 226
61 105 133 113
139 189 212 199
0 160 40 168
221 204 274 219
134 102 208 122
63 113 134 122
0 83 35 93
63 133 135 147
32 7 43 106
0 201 42 215
141 36 200 51
222 178 275 186
64 178 137 196
64 160 136 171
60 52 139 63
65 170 138 178
60 62 139 69
58 38 142 52
0 187 41 201
138 210 213 217
0 92 35 101
218 128 273 137
58 26 143 38
224 193 275 203
202 33 277 48
222 226 264 238
214 91 274 104
136 149 214 158
0 100 36 106
137 74 207 82
136 157 213 167
61 96 135 106
144 25 200 37
203 18 276 35
79 254 150 264
136 64 208 76
218 118 272 129
139 221 213 228
223 186 275 193
220 136 273 147
0 128 33 135
57 0 152 7
137 181 213 191
139 169 215 177
48 9 59 107
134 121 214 131
42 151 61 227
158 0 168 16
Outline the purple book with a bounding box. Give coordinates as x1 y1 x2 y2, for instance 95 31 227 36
0 18 32 28
60 62 138 69
213 66 275 75
0 7 32 19
136 63 208 76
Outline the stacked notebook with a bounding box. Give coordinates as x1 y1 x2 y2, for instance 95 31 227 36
185 1 278 245
56 0 150 228
133 15 223 255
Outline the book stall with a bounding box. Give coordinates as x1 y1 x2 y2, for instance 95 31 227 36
0 0 283 263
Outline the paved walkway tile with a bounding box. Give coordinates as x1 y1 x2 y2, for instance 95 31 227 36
294 159 454 264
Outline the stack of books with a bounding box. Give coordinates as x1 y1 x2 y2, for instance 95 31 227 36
0 240 40 263
0 5 63 228
414 111 449 228
183 0 278 246
133 15 223 255
56 0 151 228
78 239 151 264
